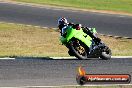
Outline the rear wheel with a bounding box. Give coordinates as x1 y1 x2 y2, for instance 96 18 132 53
69 39 89 60
100 47 111 60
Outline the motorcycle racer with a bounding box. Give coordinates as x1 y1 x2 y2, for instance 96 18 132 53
57 17 101 44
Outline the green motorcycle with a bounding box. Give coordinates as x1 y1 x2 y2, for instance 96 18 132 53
60 25 112 60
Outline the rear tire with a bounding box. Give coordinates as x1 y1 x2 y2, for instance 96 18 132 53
100 48 111 60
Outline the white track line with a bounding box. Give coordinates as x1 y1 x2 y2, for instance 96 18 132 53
0 57 15 60
51 56 132 59
0 56 132 60
112 56 132 58
7 84 132 88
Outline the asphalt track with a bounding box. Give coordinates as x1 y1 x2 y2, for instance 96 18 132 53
0 57 132 87
0 1 132 87
0 2 132 37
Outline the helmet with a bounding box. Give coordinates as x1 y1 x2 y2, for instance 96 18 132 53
58 17 68 26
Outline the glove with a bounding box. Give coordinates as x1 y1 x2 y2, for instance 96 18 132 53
96 37 101 42
93 37 101 45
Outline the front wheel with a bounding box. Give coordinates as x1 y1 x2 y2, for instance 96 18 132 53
69 39 89 60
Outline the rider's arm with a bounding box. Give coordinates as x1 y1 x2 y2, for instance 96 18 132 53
68 22 74 26
83 27 101 44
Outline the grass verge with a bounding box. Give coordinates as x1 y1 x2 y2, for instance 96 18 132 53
12 0 132 14
0 22 132 57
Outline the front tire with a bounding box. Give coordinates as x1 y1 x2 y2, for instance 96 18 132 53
69 39 89 60
68 50 74 56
